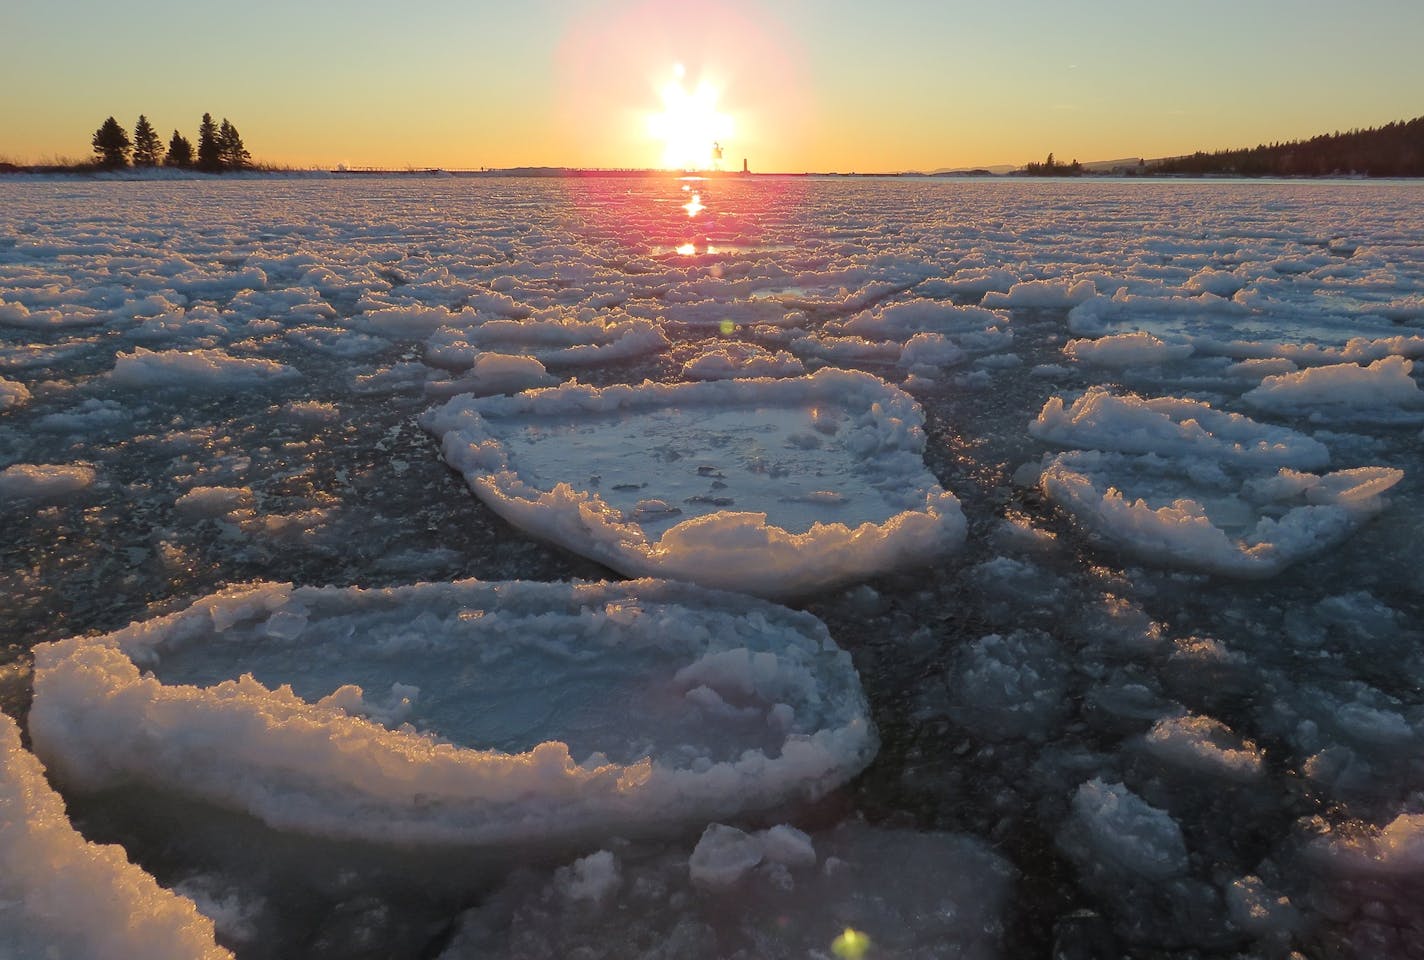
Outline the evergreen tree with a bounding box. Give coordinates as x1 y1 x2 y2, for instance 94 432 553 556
91 116 131 168
216 118 251 171
196 113 221 171
165 130 194 168
132 115 162 167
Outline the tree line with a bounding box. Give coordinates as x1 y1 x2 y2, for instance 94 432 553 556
91 113 252 172
1019 153 1084 177
1145 116 1423 178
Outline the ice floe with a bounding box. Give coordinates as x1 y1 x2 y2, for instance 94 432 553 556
0 461 97 502
0 375 30 410
1242 355 1424 423
30 579 876 847
1030 387 1330 468
680 343 805 381
421 368 964 598
110 347 300 389
0 713 232 960
1038 450 1402 577
425 313 669 370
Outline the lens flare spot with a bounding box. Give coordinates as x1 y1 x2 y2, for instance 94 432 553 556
719 319 736 335
831 927 872 959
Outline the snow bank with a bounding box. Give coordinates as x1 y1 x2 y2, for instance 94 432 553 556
1030 388 1330 469
1040 451 1402 577
110 347 299 388
30 579 876 847
421 369 965 598
0 462 96 501
0 713 232 960
438 820 1013 960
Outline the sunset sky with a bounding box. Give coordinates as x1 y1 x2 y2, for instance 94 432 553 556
3 0 1421 172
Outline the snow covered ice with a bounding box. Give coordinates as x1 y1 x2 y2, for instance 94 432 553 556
2 175 1423 958
421 368 965 598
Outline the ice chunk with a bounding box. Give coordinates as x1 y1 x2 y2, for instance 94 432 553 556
110 346 300 389
1311 813 1424 876
947 631 1069 741
982 278 1097 308
1040 451 1402 577
680 343 804 381
1064 332 1195 367
0 374 29 410
0 462 96 502
174 485 254 519
420 369 965 598
1059 779 1189 880
1243 355 1424 421
425 352 560 397
1141 714 1265 781
426 313 669 369
30 579 877 847
553 850 621 904
832 299 1008 343
0 713 232 960
689 823 765 890
1031 387 1330 469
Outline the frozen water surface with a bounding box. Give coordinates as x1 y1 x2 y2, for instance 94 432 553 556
422 369 964 598
31 579 874 847
2 175 1423 958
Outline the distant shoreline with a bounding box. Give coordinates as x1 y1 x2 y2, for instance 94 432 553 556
1 164 1419 182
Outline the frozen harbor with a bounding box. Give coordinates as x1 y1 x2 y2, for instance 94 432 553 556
1 175 1422 958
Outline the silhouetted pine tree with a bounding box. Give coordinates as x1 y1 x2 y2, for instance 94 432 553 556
217 119 251 171
91 117 131 168
196 113 221 171
166 131 194 168
132 115 162 167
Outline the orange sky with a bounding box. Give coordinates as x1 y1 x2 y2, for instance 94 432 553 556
3 0 1422 171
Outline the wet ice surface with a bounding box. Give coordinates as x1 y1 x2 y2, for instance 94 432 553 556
31 579 874 861
2 176 1423 958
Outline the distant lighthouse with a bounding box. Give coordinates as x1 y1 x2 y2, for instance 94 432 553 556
742 157 749 174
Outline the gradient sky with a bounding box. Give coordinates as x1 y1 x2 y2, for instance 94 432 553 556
3 0 1421 171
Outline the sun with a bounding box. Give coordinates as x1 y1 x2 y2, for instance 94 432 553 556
647 64 733 171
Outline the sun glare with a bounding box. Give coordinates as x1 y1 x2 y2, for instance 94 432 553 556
648 67 733 171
